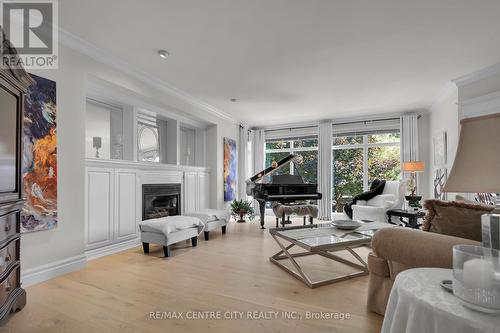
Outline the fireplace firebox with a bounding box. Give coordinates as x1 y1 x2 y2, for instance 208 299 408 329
142 184 181 220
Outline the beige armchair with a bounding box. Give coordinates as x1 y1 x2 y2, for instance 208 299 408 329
367 228 480 315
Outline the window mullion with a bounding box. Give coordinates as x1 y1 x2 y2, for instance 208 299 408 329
363 135 368 191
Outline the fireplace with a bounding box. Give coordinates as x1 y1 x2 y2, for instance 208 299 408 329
142 183 181 220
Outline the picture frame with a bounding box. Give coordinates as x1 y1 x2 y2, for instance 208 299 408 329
433 131 447 167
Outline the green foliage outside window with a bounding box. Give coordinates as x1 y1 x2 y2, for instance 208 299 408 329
332 132 401 212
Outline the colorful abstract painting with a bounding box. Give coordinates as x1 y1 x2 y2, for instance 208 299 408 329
223 137 237 201
21 74 57 233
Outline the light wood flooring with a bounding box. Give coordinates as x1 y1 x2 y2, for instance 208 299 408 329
3 217 383 333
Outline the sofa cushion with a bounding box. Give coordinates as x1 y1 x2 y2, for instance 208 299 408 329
366 194 396 208
422 199 494 241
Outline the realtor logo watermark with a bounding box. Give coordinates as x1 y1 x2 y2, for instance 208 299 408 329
1 0 58 69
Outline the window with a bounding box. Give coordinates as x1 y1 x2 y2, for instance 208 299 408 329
264 137 318 208
332 130 400 212
265 137 318 184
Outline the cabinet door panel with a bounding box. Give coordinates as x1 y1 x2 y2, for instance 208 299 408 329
115 171 137 240
184 172 197 213
86 169 113 249
197 173 210 210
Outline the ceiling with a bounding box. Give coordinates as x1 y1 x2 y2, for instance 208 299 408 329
60 0 500 127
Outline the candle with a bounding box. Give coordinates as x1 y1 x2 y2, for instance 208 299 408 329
463 258 495 290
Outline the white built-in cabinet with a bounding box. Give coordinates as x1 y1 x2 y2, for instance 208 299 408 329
85 167 139 251
85 162 210 255
184 171 210 212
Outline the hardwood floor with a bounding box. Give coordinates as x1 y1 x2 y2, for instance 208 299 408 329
4 218 383 333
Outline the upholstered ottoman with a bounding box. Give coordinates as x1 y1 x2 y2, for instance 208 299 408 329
272 203 318 228
138 216 204 257
184 209 230 240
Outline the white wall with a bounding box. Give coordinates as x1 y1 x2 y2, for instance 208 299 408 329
428 87 460 200
417 112 431 199
22 47 87 274
205 124 239 210
21 43 238 277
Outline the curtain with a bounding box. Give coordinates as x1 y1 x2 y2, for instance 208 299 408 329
251 129 265 209
318 122 332 220
252 129 265 176
238 125 249 200
400 114 419 191
400 114 419 162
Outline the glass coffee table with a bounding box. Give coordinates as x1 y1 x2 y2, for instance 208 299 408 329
269 222 391 288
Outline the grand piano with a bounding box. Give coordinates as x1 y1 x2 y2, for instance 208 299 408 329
246 154 322 229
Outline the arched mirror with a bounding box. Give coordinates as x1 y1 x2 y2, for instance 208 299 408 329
138 123 159 162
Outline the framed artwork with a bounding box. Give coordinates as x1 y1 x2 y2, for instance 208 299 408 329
433 131 447 167
21 74 58 233
223 137 237 201
434 168 447 200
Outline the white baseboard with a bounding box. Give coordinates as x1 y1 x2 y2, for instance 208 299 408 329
21 254 87 287
85 237 140 261
20 239 141 287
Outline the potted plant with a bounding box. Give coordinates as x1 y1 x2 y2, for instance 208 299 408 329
230 199 255 223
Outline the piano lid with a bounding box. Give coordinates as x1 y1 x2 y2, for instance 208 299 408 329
248 154 297 183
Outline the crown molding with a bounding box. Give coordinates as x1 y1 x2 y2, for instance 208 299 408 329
58 28 238 124
427 81 457 111
458 90 500 119
452 62 500 87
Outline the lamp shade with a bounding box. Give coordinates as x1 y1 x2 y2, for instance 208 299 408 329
402 161 425 172
444 113 500 193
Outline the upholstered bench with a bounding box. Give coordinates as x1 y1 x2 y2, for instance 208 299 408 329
272 203 318 228
139 216 204 257
184 209 230 240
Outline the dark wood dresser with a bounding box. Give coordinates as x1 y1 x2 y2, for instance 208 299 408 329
0 31 35 324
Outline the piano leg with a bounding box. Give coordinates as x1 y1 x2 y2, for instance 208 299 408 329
259 201 266 229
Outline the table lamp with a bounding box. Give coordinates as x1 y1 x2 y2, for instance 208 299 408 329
93 136 102 158
444 112 500 249
402 160 425 209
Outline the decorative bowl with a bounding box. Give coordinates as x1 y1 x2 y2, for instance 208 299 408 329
452 245 500 313
332 220 362 230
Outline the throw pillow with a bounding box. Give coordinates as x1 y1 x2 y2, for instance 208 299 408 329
422 199 495 241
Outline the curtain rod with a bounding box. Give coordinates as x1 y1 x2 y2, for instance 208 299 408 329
332 117 401 126
264 125 318 133
262 114 420 133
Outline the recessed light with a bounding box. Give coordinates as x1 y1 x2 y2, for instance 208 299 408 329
230 98 237 102
158 50 170 59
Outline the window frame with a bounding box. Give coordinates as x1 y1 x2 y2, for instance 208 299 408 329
332 131 400 192
265 138 318 175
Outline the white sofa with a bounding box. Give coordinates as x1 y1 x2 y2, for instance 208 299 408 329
351 180 407 223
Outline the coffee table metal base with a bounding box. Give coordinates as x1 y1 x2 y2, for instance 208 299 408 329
269 233 369 288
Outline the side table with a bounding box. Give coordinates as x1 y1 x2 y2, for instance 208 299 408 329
382 268 500 333
387 209 425 228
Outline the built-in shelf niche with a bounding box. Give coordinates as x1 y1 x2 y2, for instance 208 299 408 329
180 122 205 167
86 96 207 167
85 98 134 161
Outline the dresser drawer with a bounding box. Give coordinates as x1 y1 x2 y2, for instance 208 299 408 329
0 211 18 242
0 239 17 276
0 265 18 307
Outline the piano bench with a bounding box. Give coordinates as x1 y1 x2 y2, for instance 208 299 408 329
272 203 319 228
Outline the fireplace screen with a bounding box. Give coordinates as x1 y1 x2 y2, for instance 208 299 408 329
142 184 181 220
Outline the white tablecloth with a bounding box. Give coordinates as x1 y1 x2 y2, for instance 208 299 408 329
382 268 500 333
